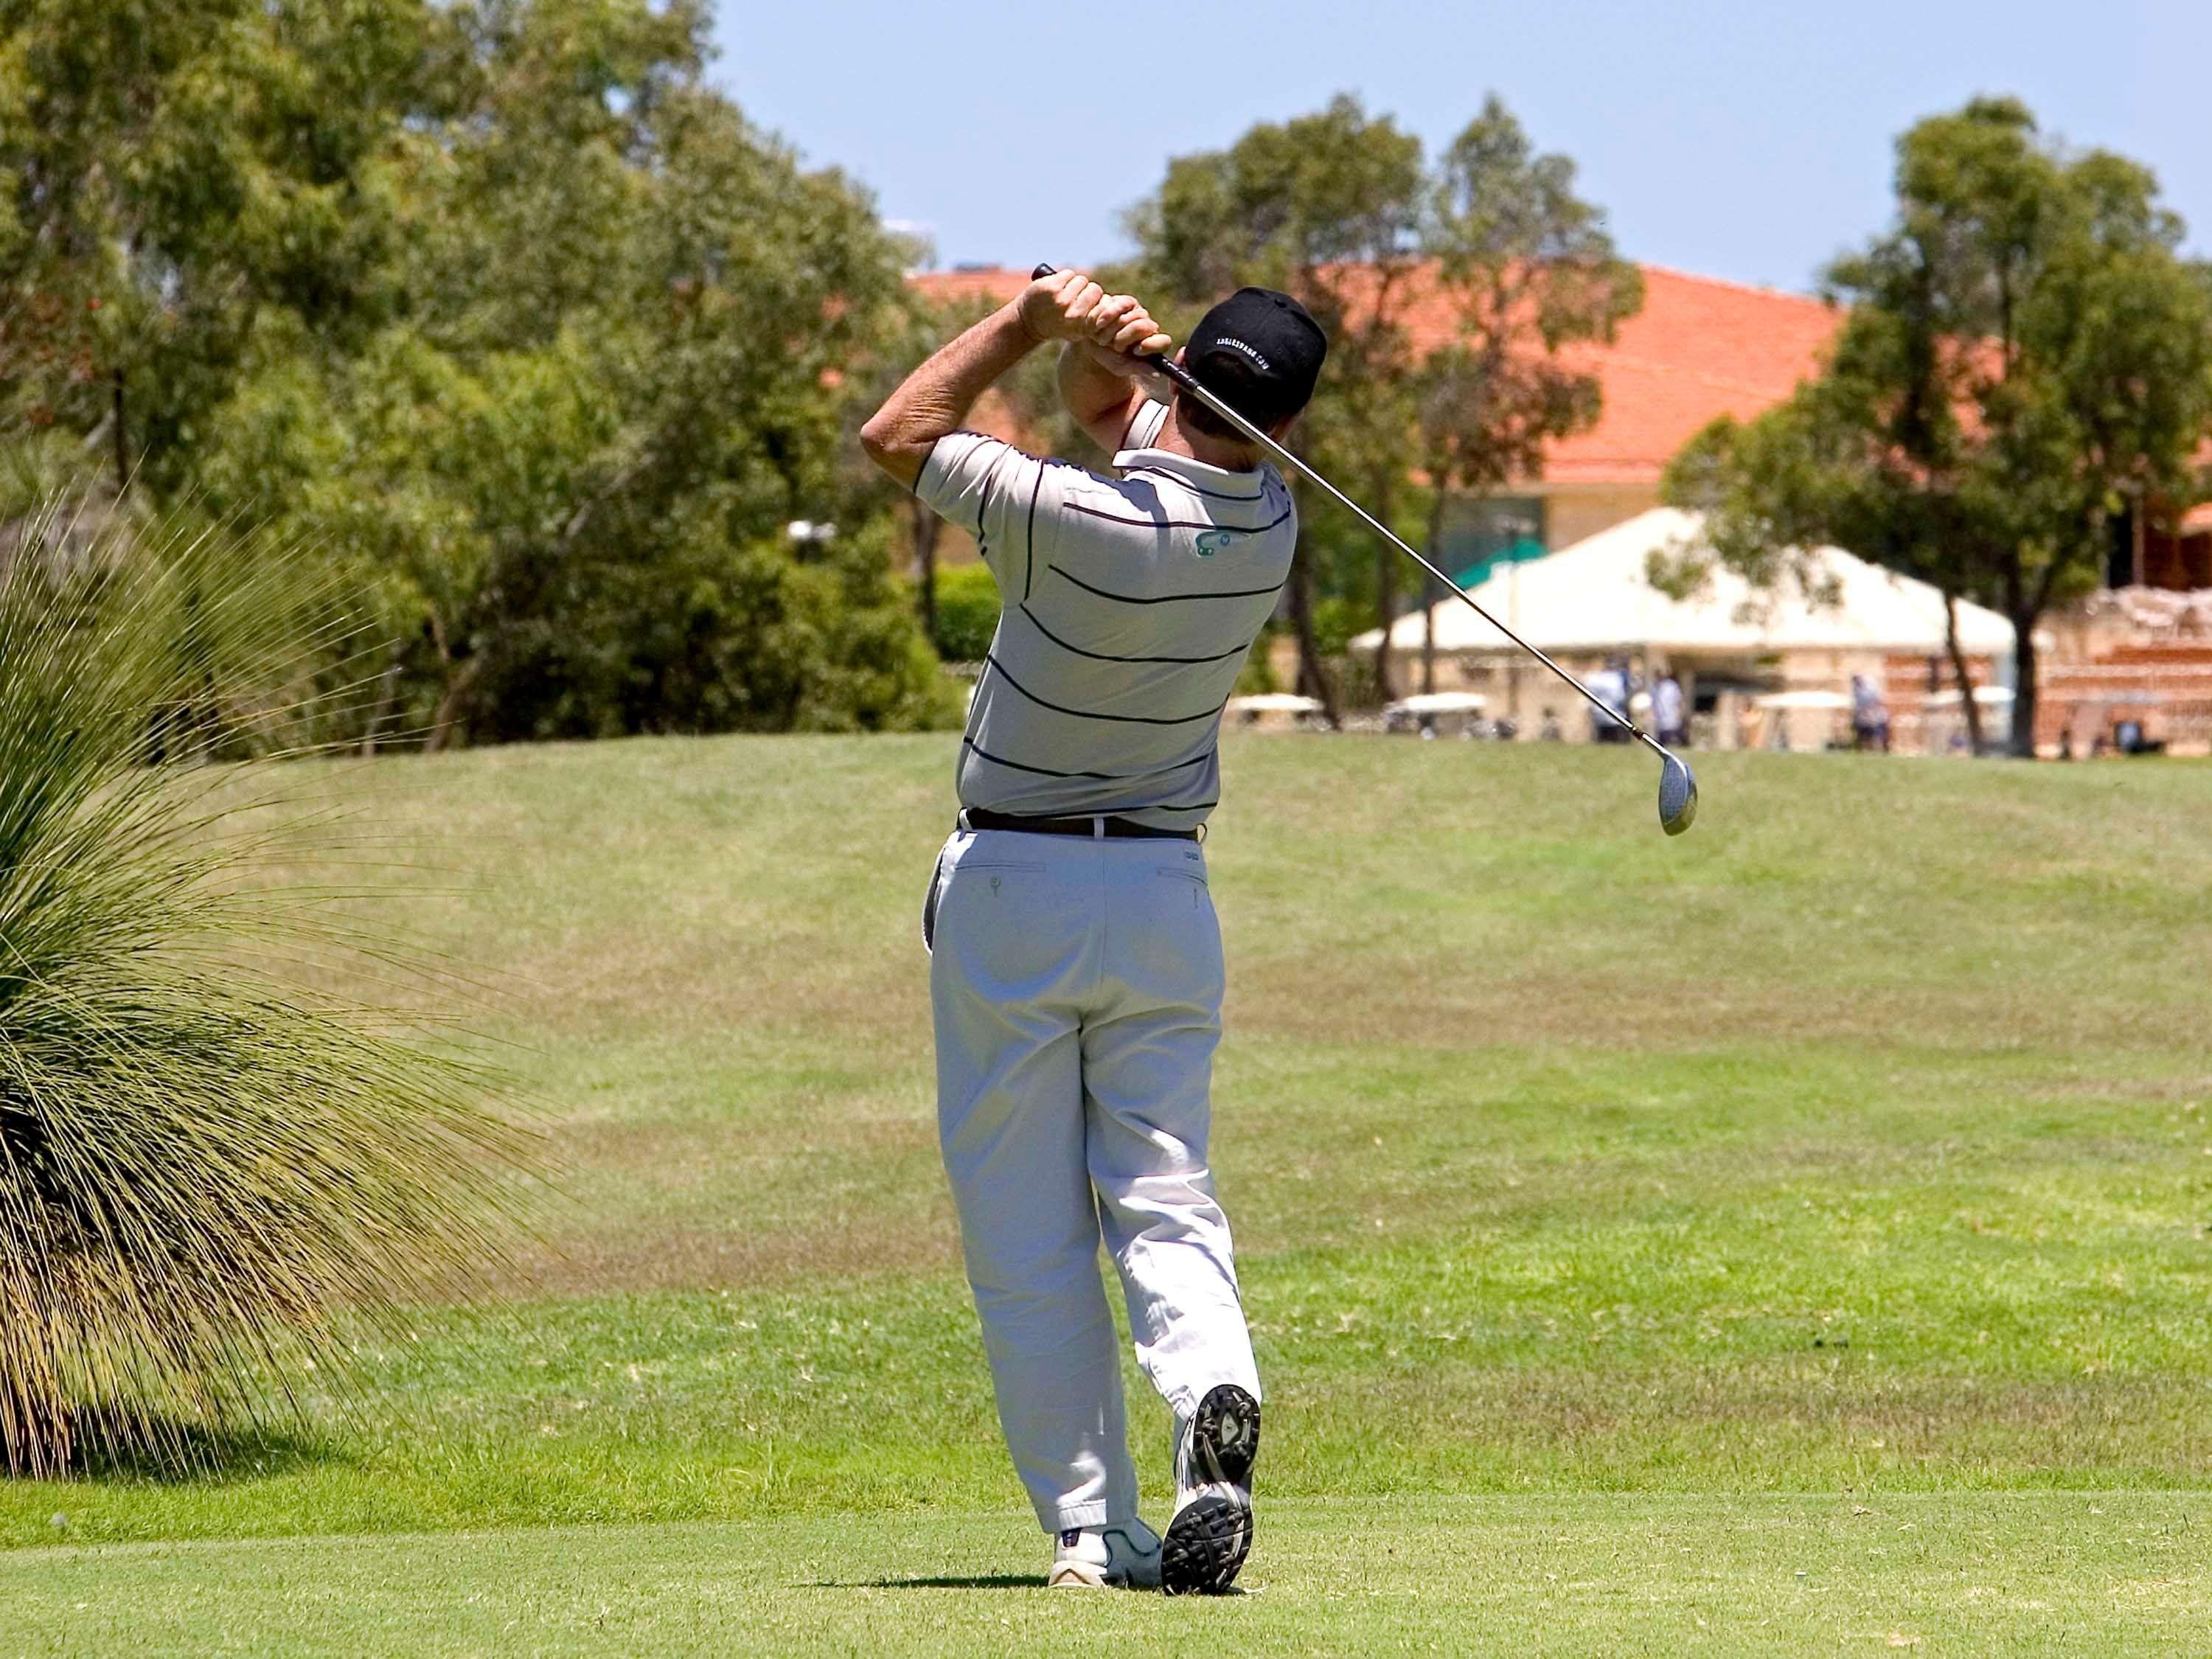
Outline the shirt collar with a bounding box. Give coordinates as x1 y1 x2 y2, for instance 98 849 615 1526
1111 445 1270 501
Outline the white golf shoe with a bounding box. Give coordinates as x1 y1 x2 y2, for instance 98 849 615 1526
1048 1517 1164 1589
1162 1382 1260 1595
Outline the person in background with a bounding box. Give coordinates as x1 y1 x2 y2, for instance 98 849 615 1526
1652 672 1687 748
1538 707 1563 742
1851 673 1891 753
1588 657 1632 743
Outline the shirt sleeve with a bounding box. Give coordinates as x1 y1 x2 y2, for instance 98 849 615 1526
916 431 1051 590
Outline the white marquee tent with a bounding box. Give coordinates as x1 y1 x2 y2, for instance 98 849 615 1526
1353 507 2020 660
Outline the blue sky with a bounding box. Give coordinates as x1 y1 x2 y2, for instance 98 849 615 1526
713 0 2211 294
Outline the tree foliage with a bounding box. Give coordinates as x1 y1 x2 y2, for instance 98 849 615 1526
1663 98 2212 755
0 0 957 745
1419 102 1643 503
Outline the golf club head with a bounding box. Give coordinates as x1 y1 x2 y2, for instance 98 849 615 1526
1658 750 1698 836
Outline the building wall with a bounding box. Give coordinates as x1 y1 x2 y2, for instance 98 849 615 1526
2113 501 2212 590
1540 482 1665 550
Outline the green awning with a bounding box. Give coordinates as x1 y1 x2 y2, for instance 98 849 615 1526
1450 537 1548 591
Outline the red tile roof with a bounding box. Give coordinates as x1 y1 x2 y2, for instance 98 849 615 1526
907 262 1842 486
908 266 1037 310
1540 268 1842 483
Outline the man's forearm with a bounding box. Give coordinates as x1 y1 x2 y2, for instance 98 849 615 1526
860 303 1040 490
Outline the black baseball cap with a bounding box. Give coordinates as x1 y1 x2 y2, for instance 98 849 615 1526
1183 288 1328 429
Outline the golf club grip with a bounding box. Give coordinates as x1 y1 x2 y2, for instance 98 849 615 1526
1029 262 1186 386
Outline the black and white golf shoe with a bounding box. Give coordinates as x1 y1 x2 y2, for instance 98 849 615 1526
1049 1518 1162 1589
1161 1382 1260 1596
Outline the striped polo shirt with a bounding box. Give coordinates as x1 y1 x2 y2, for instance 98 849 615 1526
916 400 1295 830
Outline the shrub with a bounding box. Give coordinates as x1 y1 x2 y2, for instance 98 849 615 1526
1234 632 1282 695
0 497 532 1477
461 521 965 742
931 563 1001 662
1310 595 1375 660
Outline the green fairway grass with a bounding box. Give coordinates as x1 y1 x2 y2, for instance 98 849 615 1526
3 734 2208 1648
4 1495 2202 1656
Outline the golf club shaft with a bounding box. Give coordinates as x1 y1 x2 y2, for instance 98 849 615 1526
1032 264 1664 756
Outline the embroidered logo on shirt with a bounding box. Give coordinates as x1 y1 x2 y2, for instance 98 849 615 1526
1194 529 1241 557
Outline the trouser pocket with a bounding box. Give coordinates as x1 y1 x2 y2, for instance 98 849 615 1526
921 846 947 954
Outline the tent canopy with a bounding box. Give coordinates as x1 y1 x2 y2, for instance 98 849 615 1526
1385 692 1486 715
1752 689 1852 711
1356 507 2020 659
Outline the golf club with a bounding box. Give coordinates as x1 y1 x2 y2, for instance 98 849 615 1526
1033 264 1700 837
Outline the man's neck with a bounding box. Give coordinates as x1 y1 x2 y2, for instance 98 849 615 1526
1152 402 1263 473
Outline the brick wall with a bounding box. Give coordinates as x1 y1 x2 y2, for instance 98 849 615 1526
2037 650 2212 755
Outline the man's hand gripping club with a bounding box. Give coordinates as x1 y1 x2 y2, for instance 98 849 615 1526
859 270 1172 488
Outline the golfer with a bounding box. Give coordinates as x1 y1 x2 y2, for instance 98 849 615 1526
860 268 1326 1594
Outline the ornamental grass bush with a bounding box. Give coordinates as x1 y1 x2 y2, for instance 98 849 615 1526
0 494 532 1478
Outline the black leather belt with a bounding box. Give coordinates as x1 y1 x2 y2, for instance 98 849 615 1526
962 808 1198 841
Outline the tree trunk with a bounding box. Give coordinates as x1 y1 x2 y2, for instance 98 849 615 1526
1371 476 1396 703
1286 529 1338 728
358 656 406 757
910 498 939 646
425 652 481 754
425 675 467 754
2009 613 2039 759
1941 591 1983 755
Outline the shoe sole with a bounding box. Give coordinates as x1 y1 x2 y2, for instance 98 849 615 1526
1162 1384 1259 1596
1048 1559 1157 1590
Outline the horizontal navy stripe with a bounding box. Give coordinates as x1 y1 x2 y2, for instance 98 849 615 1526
1048 563 1283 606
1018 605 1252 666
1126 466 1264 502
984 655 1224 726
1063 501 1294 534
961 737 1119 781
963 736 1214 784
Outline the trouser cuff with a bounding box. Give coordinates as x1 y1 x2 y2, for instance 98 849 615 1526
1169 1375 1263 1420
1045 1498 1110 1534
